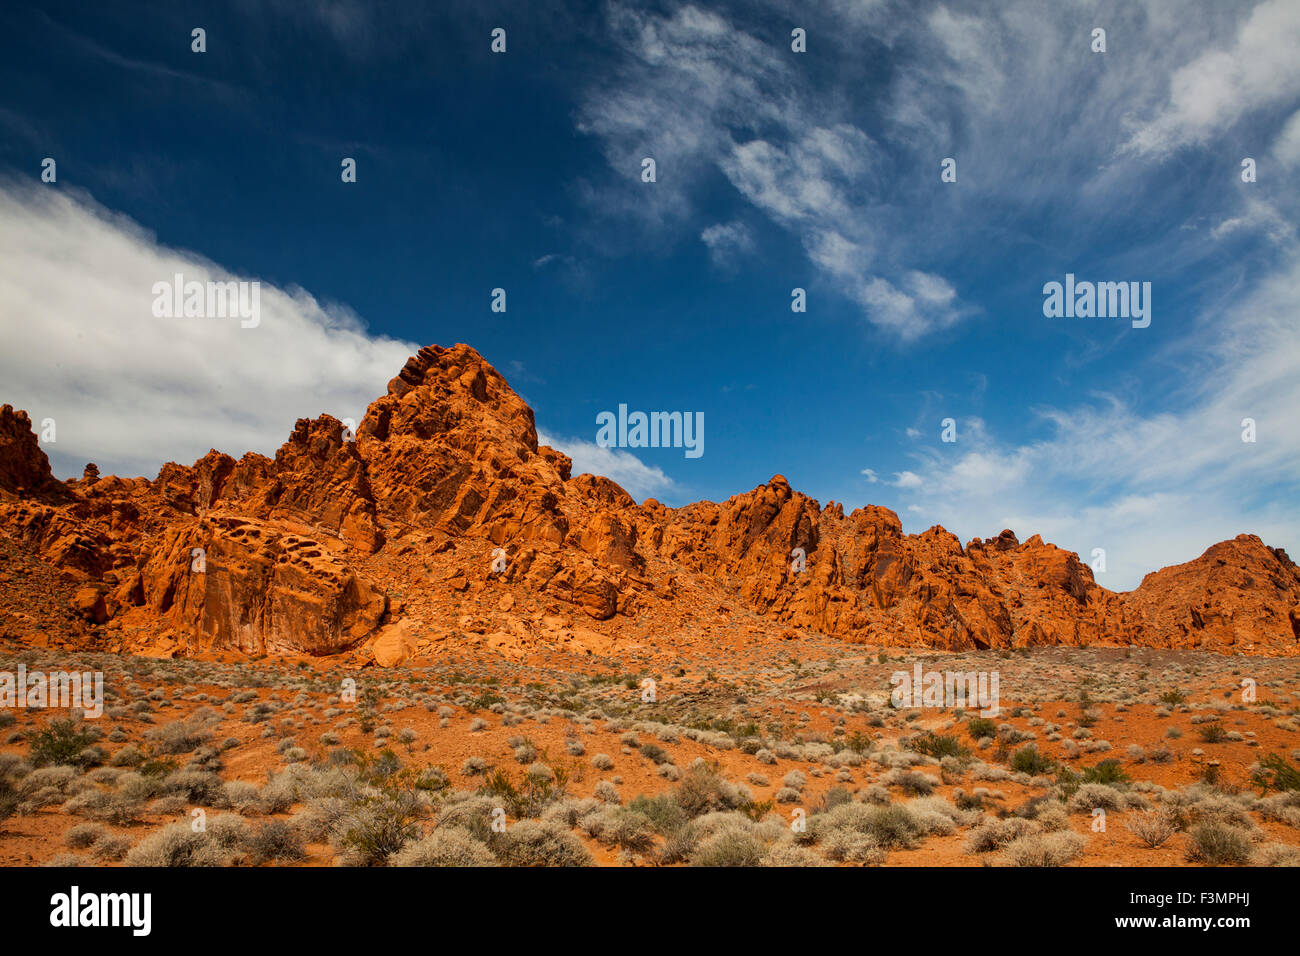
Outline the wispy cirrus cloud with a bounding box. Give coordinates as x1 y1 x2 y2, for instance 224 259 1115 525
575 2 975 341
700 221 754 271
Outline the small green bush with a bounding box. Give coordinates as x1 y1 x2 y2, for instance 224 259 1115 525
908 732 970 760
29 719 98 769
1198 722 1228 744
1010 745 1054 776
1082 759 1129 786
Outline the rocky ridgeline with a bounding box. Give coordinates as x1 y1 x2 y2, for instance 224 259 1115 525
1 344 1298 661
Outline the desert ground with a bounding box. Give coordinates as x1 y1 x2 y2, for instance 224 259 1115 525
3 633 1298 868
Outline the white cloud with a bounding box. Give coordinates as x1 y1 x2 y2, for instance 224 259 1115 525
925 5 1007 115
577 2 974 341
1209 197 1295 243
0 181 416 479
537 430 676 501
887 256 1300 589
891 470 923 489
1272 109 1300 168
860 467 880 483
1124 0 1300 155
575 1 1300 344
700 221 755 269
854 272 969 341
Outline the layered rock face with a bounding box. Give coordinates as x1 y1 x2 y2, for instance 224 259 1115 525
1 345 1297 659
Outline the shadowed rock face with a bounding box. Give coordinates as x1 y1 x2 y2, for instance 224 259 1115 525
2 344 1298 659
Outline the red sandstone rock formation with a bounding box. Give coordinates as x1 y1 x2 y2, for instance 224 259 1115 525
1 346 1297 659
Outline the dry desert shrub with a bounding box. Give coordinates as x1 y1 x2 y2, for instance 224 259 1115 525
1184 820 1253 866
1253 843 1300 867
91 834 132 862
860 784 892 805
819 825 886 865
1022 799 1070 832
64 821 107 849
85 767 122 786
639 743 670 765
690 827 766 867
882 768 935 796
244 819 306 864
392 828 496 867
1253 792 1300 828
672 764 751 817
221 780 262 814
109 745 143 767
1066 783 1129 813
162 768 224 804
656 810 742 864
1000 831 1086 867
970 762 1012 782
125 822 232 867
593 780 621 804
542 796 603 828
760 841 830 867
964 817 1041 854
432 794 499 843
511 741 537 763
625 793 688 835
330 791 426 866
578 807 657 851
145 709 219 755
1147 744 1174 763
899 797 965 836
1126 810 1177 848
1169 790 1259 834
293 797 349 842
490 819 591 867
460 756 489 776
21 765 77 797
255 770 305 814
61 786 145 825
206 814 253 854
813 802 924 860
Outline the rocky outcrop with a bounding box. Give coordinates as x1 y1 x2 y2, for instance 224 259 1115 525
1123 535 1300 654
130 515 387 656
1 344 1296 658
0 405 68 502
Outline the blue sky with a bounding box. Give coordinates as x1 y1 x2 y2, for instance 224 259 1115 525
1 0 1298 590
